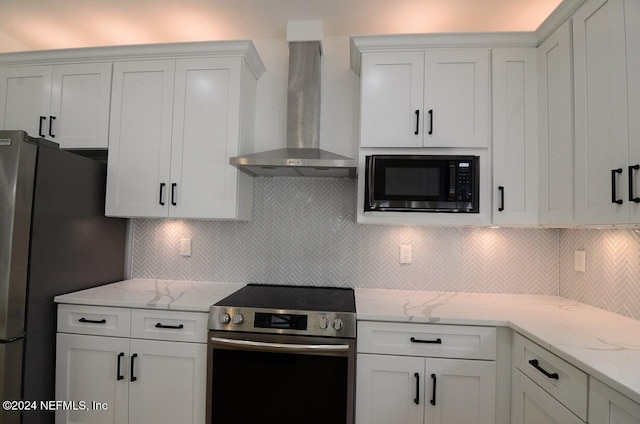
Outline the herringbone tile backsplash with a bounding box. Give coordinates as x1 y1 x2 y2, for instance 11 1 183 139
131 178 559 294
130 178 640 320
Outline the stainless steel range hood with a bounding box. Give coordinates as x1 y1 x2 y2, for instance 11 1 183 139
230 41 357 178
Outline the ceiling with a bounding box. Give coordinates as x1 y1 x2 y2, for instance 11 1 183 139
0 0 562 53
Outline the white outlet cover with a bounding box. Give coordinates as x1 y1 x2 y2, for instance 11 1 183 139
574 250 586 272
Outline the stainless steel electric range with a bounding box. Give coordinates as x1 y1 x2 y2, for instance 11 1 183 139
206 284 356 424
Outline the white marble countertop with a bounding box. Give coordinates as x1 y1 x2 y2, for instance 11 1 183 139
356 288 640 405
54 279 244 312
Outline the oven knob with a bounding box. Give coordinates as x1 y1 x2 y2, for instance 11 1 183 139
332 318 344 331
318 316 329 330
232 313 244 324
218 313 231 324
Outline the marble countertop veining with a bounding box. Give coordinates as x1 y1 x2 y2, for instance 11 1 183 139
356 288 640 405
54 279 244 312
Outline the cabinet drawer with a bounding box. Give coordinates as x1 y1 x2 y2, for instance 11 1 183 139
57 304 131 337
131 309 208 343
357 321 497 360
513 333 588 421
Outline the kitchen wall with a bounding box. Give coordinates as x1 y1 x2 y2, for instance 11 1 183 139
559 228 640 320
131 177 559 294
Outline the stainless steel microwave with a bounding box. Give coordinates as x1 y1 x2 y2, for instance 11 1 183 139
364 155 480 213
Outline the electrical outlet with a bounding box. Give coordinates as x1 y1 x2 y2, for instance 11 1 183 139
180 238 192 257
400 244 412 264
574 250 585 272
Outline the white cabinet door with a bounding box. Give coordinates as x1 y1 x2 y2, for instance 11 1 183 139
170 57 244 219
356 354 425 424
426 358 496 424
538 21 574 226
492 48 539 225
625 0 640 222
424 50 490 148
128 339 207 424
0 66 51 136
50 63 112 149
105 60 175 218
360 51 425 148
573 0 629 224
589 378 640 424
55 333 130 424
511 370 584 424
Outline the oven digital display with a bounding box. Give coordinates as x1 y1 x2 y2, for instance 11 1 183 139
254 313 307 330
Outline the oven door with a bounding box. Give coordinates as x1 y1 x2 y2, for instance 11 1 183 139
206 331 355 424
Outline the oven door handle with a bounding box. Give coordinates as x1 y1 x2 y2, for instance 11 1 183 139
210 337 351 354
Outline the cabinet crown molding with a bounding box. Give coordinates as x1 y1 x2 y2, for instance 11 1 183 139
0 40 266 79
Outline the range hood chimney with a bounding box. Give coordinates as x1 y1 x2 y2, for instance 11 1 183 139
230 22 357 178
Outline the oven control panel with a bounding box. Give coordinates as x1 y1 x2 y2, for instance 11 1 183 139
208 306 356 338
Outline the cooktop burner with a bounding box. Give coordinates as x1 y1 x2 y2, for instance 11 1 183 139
214 283 355 312
209 284 356 338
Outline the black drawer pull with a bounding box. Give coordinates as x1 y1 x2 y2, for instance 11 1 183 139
79 317 107 324
39 116 46 137
155 323 184 329
414 110 420 135
414 373 420 405
410 337 442 344
131 353 138 382
529 359 559 380
116 352 124 381
498 186 505 212
428 109 434 135
159 183 166 206
171 183 177 206
49 116 56 138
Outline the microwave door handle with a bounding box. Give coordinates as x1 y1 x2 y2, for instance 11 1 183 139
367 158 376 207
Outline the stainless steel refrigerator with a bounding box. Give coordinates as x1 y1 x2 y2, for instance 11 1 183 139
0 130 126 424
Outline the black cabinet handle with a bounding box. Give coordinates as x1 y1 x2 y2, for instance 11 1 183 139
528 359 559 380
428 109 433 135
410 337 442 344
159 183 166 206
498 186 505 212
171 183 177 206
48 116 56 138
130 353 138 382
414 373 420 405
116 352 124 381
79 317 107 324
629 165 640 203
39 116 46 137
414 110 420 135
611 168 623 204
155 323 184 329
430 373 437 406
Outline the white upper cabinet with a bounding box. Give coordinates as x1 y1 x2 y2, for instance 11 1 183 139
492 47 539 225
573 0 638 225
105 42 262 220
358 47 490 149
625 0 640 223
0 62 112 149
537 21 574 226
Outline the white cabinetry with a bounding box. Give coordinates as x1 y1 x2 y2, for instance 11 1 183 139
573 0 640 224
0 62 112 148
589 378 640 424
55 304 207 424
492 48 539 225
538 21 574 226
358 49 490 149
106 50 260 220
356 321 497 424
511 333 588 423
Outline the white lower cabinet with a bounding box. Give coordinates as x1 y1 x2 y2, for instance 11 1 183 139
589 378 640 424
355 322 497 424
55 305 207 424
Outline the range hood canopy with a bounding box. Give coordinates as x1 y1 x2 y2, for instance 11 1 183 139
230 28 357 178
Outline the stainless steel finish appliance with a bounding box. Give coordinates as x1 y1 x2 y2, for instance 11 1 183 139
229 42 357 178
365 154 480 213
207 284 356 423
0 130 126 424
